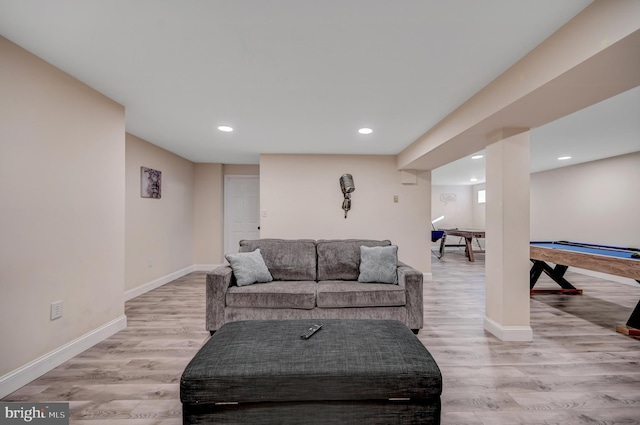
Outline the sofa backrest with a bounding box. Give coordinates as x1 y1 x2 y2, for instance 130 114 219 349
239 239 317 281
316 239 392 281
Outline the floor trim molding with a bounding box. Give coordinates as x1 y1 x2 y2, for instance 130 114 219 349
0 315 127 399
125 265 224 302
125 266 195 301
484 316 533 341
193 264 223 272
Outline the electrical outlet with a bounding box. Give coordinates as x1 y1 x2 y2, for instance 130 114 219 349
393 195 399 203
148 259 153 268
51 301 63 320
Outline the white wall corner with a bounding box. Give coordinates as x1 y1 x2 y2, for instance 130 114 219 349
484 316 533 342
0 315 127 399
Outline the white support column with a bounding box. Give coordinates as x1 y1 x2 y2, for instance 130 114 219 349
484 129 533 341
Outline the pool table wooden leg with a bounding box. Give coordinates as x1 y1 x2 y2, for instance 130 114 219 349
626 301 640 329
615 282 640 338
530 261 545 289
439 234 446 258
616 299 640 337
529 260 583 295
464 237 474 261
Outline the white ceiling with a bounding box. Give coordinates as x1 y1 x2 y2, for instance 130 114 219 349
433 85 640 185
2 0 637 183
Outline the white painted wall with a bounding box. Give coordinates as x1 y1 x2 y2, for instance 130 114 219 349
194 163 224 265
431 185 473 230
0 37 125 377
260 154 431 272
531 152 640 247
223 164 260 176
125 134 195 292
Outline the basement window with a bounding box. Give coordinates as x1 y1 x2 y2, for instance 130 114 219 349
478 189 486 204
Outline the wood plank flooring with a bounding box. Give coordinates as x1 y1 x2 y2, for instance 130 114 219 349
4 253 640 424
427 251 640 424
3 273 209 424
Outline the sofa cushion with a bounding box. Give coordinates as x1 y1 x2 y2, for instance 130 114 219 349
317 281 406 308
317 239 392 281
239 239 317 281
358 245 398 284
226 281 317 309
225 249 273 286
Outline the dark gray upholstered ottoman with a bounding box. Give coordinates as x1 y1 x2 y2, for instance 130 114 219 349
180 319 442 424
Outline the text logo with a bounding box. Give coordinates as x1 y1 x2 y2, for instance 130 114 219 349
0 403 68 424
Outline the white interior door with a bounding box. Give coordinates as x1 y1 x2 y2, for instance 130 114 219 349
224 175 260 254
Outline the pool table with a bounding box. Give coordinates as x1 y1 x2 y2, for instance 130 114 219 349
530 241 640 335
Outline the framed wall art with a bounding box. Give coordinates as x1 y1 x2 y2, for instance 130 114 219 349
141 166 162 199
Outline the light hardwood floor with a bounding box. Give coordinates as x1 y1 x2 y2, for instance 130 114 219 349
4 252 640 424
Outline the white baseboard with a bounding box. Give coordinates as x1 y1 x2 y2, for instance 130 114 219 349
193 264 224 272
484 316 533 341
423 272 433 281
0 315 127 399
125 265 195 301
124 264 225 301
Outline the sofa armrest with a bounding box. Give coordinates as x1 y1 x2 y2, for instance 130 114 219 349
397 262 424 330
206 265 235 332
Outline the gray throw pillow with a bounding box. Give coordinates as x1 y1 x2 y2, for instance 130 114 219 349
225 249 273 286
358 245 398 284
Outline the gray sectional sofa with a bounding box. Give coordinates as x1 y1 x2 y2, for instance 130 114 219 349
206 239 424 333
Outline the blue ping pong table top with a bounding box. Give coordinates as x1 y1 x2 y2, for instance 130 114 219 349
531 241 640 260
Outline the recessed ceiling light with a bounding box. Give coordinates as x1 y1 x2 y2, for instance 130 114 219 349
217 125 233 132
470 178 478 182
558 156 572 160
471 155 484 160
358 128 373 135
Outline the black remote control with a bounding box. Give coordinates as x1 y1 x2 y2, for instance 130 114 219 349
301 324 322 339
